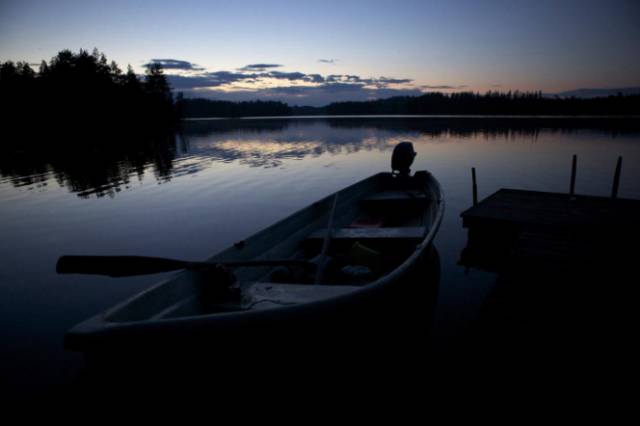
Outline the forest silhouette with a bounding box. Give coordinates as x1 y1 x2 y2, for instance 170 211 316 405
1 48 177 134
179 91 640 118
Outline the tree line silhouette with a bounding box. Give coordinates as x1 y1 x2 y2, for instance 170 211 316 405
179 91 640 118
325 91 640 115
177 96 291 118
1 48 177 138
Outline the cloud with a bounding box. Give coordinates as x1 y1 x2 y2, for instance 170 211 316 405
143 59 204 71
326 74 364 83
180 83 423 107
166 72 253 89
238 63 282 71
421 84 467 90
379 77 413 84
163 59 418 105
165 75 222 89
318 59 338 64
206 70 258 83
304 74 325 83
267 71 308 81
166 70 261 89
322 75 414 88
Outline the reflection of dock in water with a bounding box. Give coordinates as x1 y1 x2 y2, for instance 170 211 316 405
458 162 640 362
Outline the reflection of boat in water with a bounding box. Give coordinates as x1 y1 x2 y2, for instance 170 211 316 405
61 143 444 361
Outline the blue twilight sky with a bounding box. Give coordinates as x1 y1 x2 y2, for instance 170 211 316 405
1 0 639 105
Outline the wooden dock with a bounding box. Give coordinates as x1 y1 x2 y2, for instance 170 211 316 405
458 187 640 363
460 188 640 269
462 188 640 232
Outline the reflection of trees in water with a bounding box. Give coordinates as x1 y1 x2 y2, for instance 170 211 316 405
324 116 640 138
181 119 291 137
181 119 415 167
182 122 393 168
0 130 179 198
183 116 640 139
2 117 639 196
180 117 640 168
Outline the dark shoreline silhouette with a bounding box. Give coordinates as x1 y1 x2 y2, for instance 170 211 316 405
179 92 640 118
1 49 178 136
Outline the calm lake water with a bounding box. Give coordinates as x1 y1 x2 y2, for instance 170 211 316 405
1 116 640 393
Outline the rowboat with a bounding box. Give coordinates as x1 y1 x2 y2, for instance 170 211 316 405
61 142 444 361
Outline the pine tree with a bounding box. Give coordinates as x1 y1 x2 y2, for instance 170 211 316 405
144 63 172 102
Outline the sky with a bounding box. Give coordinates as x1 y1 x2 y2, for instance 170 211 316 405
1 0 639 106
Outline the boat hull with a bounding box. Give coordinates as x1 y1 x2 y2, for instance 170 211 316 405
65 171 445 365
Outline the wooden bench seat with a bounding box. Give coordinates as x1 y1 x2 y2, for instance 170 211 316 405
361 190 428 203
307 226 426 242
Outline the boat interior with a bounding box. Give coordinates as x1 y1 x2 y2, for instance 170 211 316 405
104 172 441 323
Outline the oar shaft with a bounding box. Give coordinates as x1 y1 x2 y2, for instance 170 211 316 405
56 256 191 277
56 255 313 277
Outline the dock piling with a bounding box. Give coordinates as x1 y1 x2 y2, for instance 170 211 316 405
472 167 478 206
569 154 577 197
611 156 622 199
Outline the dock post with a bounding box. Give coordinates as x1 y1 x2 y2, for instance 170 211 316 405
472 167 478 206
611 156 622 199
569 154 577 197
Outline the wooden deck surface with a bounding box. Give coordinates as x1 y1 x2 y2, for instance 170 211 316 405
461 188 640 230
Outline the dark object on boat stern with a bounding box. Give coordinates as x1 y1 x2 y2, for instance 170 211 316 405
391 141 416 177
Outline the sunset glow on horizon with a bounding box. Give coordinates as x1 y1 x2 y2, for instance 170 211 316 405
1 0 639 105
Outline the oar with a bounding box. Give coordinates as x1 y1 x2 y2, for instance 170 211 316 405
56 255 314 278
313 193 339 284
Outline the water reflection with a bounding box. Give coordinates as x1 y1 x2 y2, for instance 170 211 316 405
0 130 180 198
179 117 640 171
1 117 639 198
